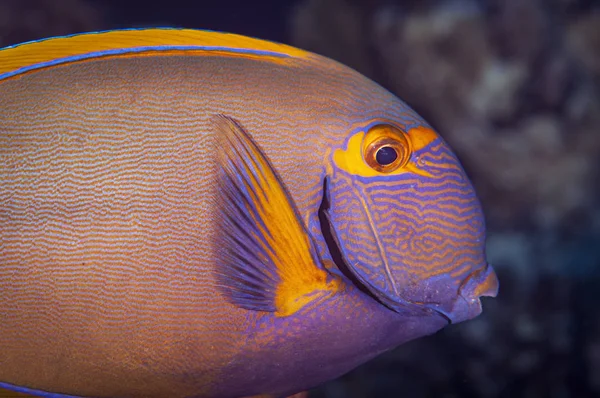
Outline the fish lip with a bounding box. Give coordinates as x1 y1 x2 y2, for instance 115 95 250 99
445 263 499 324
431 307 452 324
460 263 499 299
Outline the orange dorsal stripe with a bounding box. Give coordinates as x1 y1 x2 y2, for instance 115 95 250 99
0 28 311 80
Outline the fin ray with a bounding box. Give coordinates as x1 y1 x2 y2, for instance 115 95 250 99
211 115 341 316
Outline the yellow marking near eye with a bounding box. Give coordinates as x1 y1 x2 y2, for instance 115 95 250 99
409 126 439 152
333 125 437 178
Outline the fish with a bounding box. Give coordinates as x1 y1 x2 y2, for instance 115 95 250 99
0 28 498 398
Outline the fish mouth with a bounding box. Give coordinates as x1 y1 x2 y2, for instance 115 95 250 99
433 264 499 324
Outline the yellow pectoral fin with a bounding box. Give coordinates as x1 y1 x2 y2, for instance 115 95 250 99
211 115 341 317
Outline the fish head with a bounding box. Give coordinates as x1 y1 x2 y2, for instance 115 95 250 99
324 118 498 324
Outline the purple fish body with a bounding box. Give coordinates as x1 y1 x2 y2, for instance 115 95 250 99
0 29 498 398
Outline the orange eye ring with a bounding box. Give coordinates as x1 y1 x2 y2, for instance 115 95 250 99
363 124 411 173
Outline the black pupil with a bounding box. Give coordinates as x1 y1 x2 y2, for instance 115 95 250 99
375 146 398 165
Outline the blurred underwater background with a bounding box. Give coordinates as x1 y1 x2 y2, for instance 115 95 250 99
0 0 599 397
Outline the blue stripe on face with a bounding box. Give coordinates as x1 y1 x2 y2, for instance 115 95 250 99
326 136 492 321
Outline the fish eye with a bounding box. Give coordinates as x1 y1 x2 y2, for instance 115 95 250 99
363 124 411 173
375 146 398 165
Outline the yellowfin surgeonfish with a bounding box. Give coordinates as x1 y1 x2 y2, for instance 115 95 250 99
0 28 498 398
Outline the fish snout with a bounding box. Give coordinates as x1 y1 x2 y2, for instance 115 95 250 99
440 264 499 324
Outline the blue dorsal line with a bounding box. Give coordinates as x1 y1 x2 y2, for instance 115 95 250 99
0 44 290 82
0 382 82 398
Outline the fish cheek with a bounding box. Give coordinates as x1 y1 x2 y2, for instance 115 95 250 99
317 176 374 297
319 172 409 312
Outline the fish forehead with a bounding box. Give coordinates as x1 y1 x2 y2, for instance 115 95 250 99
0 51 423 396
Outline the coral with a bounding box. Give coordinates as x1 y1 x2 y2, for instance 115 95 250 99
567 11 600 80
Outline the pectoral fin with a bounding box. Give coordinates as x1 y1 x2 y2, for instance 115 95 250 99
211 115 340 317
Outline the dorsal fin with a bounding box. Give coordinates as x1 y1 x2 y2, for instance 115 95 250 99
0 28 311 81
